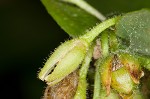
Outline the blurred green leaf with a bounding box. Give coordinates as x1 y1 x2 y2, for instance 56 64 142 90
116 9 150 56
41 0 99 37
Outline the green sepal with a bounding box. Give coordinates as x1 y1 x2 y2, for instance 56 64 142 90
45 40 88 86
118 53 143 84
100 55 114 95
111 66 134 94
38 39 89 86
39 39 76 81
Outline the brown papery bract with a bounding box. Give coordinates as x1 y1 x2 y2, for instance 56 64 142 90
43 70 79 99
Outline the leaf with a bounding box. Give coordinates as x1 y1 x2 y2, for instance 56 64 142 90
116 9 150 56
41 0 99 37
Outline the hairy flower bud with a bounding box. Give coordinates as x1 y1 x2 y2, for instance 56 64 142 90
118 53 144 84
111 66 134 94
100 53 144 96
38 39 89 86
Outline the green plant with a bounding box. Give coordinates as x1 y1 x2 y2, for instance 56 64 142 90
38 0 150 98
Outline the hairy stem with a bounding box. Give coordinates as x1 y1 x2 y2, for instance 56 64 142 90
101 31 109 57
74 43 94 99
93 59 101 99
80 17 118 43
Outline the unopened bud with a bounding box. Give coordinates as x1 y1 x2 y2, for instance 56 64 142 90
111 66 134 94
38 39 89 86
118 53 144 84
100 53 144 96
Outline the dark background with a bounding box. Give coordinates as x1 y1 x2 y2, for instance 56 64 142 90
0 0 150 99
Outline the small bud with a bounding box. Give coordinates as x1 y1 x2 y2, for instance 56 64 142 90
38 39 89 86
118 53 144 84
100 53 144 96
111 53 144 94
111 66 134 94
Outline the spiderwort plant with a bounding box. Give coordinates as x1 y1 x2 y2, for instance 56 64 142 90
38 0 150 98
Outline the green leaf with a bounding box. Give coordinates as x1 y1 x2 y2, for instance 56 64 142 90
116 9 150 56
41 0 99 37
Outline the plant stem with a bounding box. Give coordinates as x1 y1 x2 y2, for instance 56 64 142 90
61 0 106 21
101 31 109 57
74 43 94 99
93 59 101 99
80 17 118 43
109 31 119 53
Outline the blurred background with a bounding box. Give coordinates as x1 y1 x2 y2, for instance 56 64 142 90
0 0 150 99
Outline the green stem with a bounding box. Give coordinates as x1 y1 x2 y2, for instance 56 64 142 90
80 17 118 43
109 31 119 53
74 44 94 99
61 0 106 21
101 31 109 57
93 58 101 99
93 33 111 98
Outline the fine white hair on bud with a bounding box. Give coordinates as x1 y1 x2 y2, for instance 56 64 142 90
38 38 89 86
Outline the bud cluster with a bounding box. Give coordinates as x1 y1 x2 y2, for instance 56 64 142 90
100 53 144 98
37 16 148 98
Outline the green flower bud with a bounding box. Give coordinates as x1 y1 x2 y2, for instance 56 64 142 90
111 66 134 94
100 53 144 96
38 39 89 86
118 53 144 84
